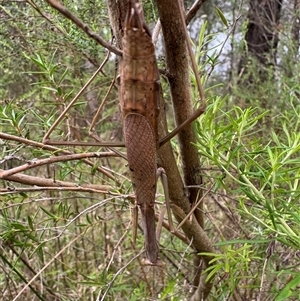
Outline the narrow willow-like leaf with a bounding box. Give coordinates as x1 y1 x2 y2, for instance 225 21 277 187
215 6 229 27
275 274 300 301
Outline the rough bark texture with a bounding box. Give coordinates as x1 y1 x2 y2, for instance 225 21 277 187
156 0 212 299
106 0 126 50
292 0 300 46
156 0 203 225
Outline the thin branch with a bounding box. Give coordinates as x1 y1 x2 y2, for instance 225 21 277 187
44 140 125 147
0 132 118 182
12 233 84 301
175 184 213 231
0 170 111 192
43 51 111 142
207 11 243 78
0 152 117 178
42 0 122 56
98 250 145 301
186 0 209 25
26 0 101 67
88 69 127 160
178 0 206 111
27 0 65 34
45 197 119 242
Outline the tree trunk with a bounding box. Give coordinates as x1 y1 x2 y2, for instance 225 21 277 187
288 0 300 77
156 0 207 298
238 0 283 80
292 0 300 45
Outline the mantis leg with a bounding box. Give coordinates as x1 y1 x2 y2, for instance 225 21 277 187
133 167 172 266
156 167 174 242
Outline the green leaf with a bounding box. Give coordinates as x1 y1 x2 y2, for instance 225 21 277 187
11 222 27 231
41 86 59 93
275 274 300 301
19 192 28 198
215 6 229 28
27 215 34 231
39 207 57 219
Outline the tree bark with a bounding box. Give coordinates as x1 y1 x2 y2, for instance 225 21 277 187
238 0 283 79
156 0 203 225
292 0 300 52
156 1 209 298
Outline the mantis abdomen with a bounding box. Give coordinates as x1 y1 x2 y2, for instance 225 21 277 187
120 0 160 264
124 114 158 263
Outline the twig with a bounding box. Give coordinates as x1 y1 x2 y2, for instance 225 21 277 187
26 0 100 67
177 0 206 110
106 218 132 272
186 0 208 25
0 170 111 192
27 0 65 34
175 184 213 231
258 241 275 301
207 2 243 78
0 132 117 182
88 69 127 160
12 233 84 301
42 197 121 242
43 51 111 142
42 0 122 56
0 152 117 178
40 140 125 147
97 251 144 301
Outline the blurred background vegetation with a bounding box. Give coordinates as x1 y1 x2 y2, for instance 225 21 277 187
0 0 299 300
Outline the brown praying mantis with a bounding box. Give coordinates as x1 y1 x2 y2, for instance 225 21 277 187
43 0 206 266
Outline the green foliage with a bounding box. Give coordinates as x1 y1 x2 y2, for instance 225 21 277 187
25 51 73 99
1 0 300 300
275 274 300 301
201 243 260 288
193 95 300 299
142 0 158 24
